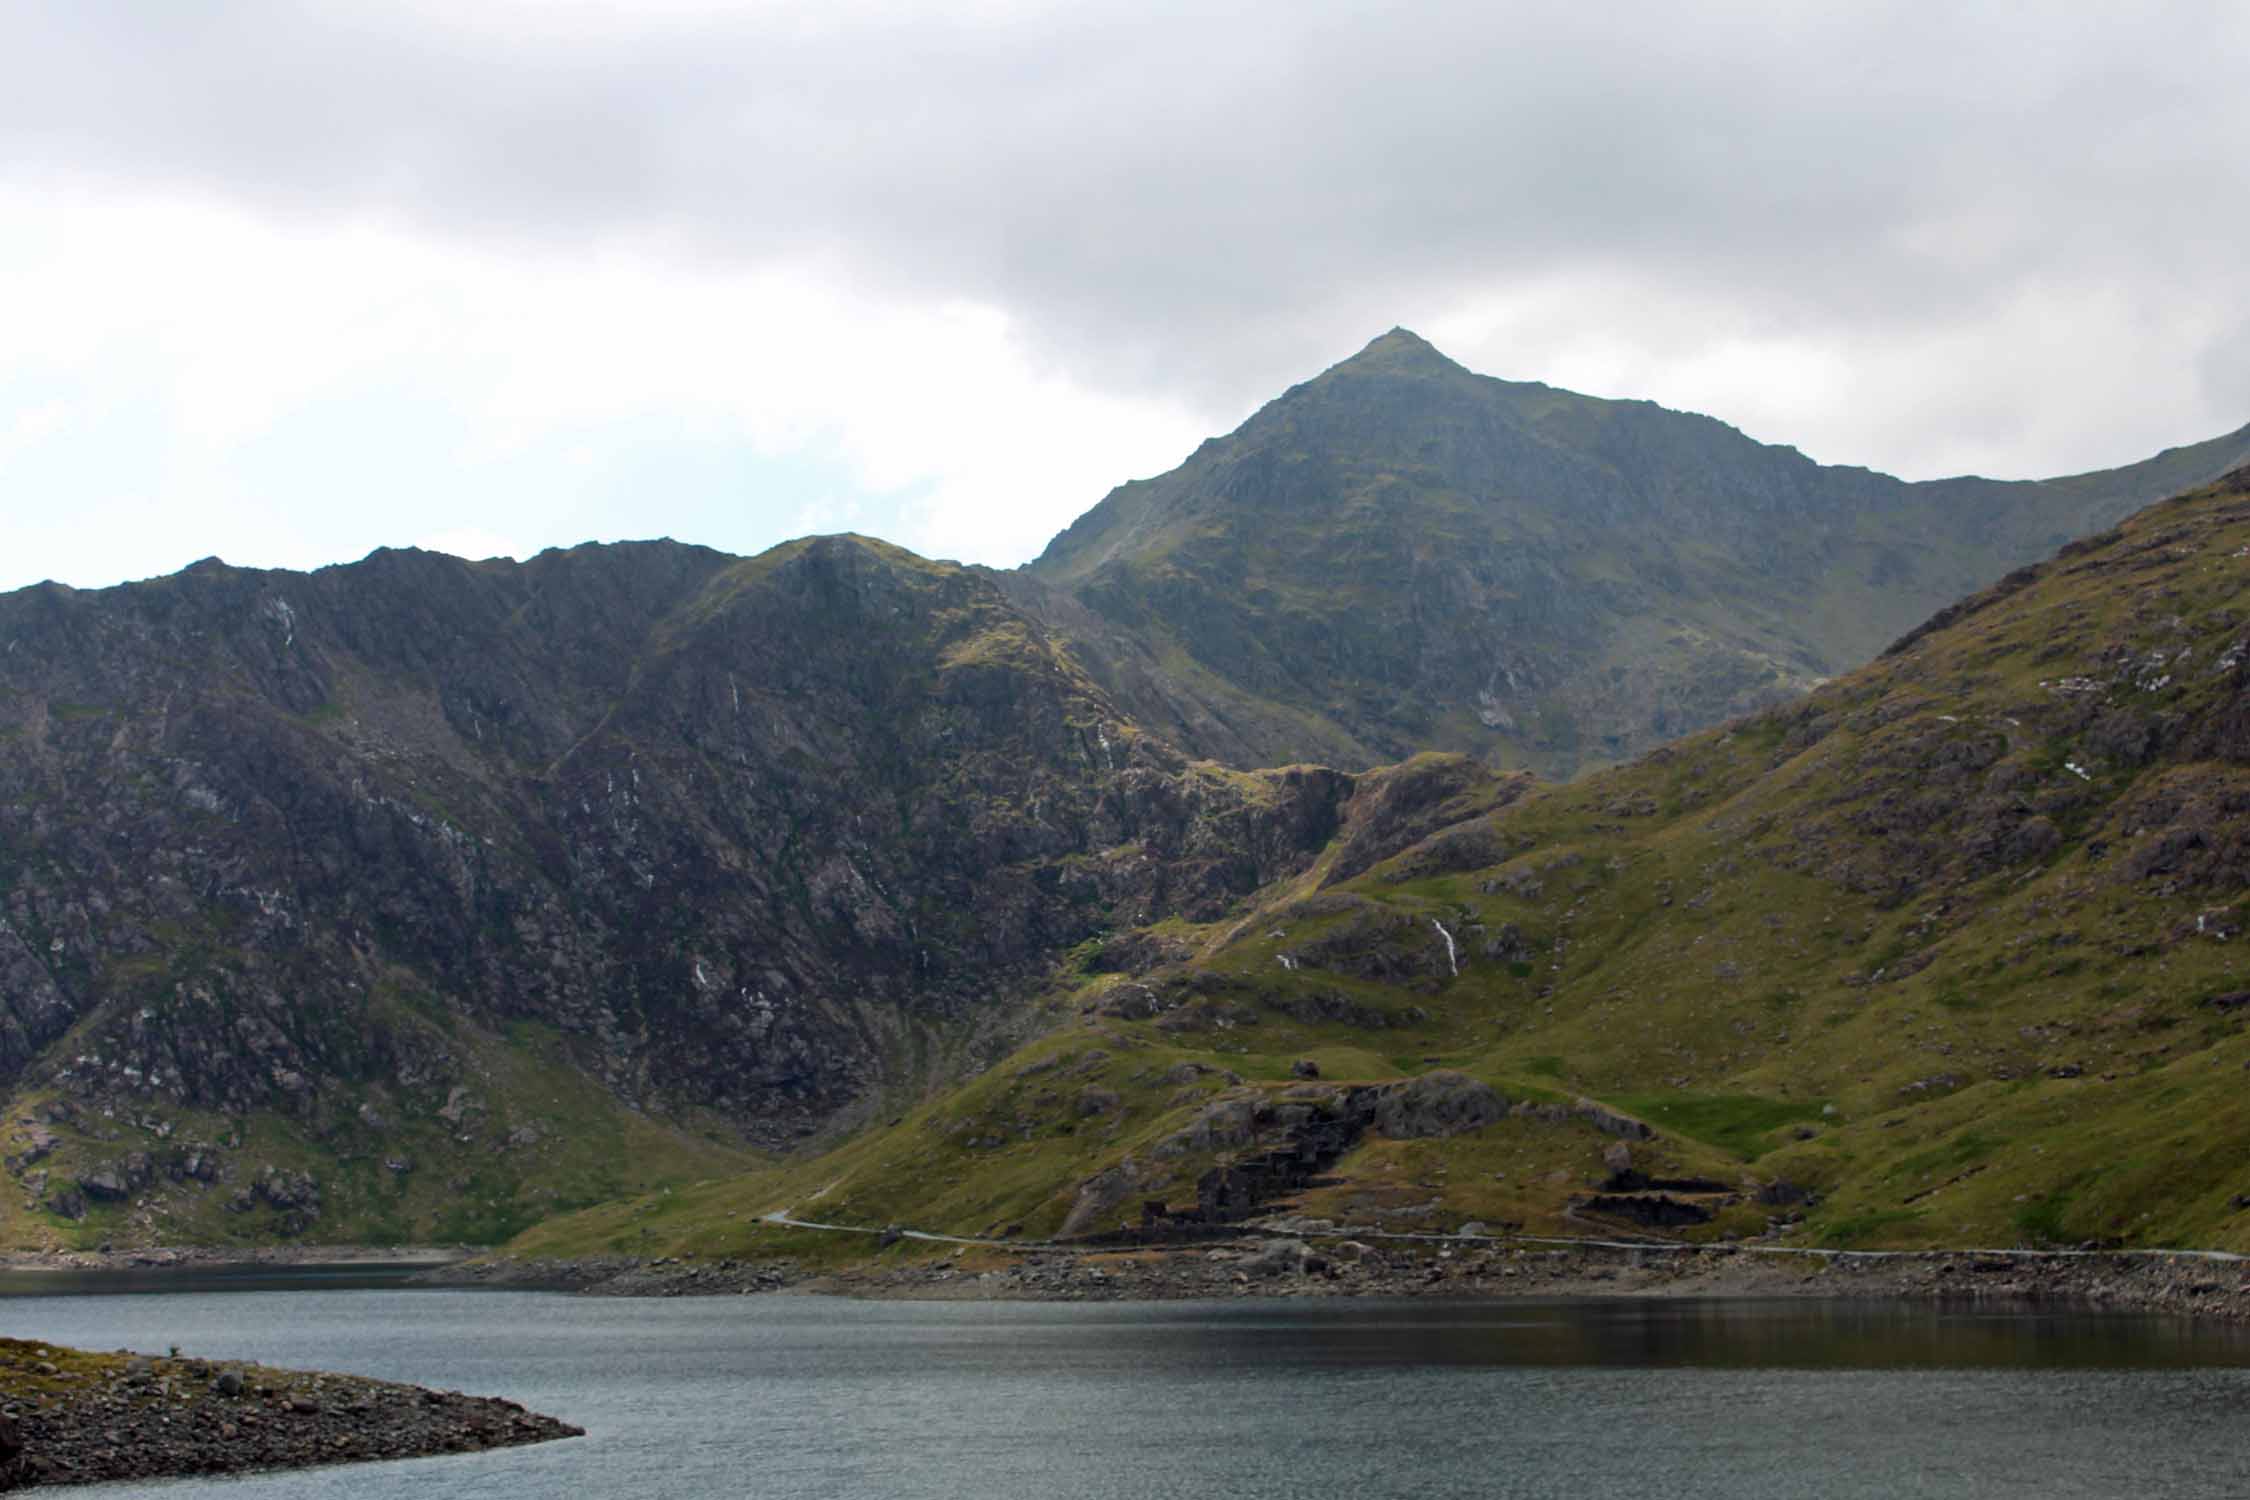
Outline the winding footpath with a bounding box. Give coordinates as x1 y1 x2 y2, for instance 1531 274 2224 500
761 1206 2249 1266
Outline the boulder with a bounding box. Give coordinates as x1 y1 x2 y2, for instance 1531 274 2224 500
254 1168 319 1210
77 1170 130 1202
1371 1071 1506 1139
1059 1160 1145 1238
1572 1098 1655 1140
7 1124 57 1168
1242 1239 1310 1278
1151 1095 1265 1158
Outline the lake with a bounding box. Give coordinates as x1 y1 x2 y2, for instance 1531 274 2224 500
5 1281 2249 1498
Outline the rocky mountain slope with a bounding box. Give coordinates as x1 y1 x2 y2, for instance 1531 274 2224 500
0 536 1354 1245
5 332 2247 1256
1016 330 2250 777
516 463 2250 1261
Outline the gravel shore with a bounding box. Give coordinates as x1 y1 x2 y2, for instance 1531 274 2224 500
0 1246 465 1275
426 1234 2250 1322
0 1336 580 1490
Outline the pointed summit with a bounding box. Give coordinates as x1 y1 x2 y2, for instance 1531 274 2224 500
1024 331 2250 778
1334 326 1462 378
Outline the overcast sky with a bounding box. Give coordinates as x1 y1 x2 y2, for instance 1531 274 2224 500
3 0 2247 592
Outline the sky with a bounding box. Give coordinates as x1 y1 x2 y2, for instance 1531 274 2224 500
3 0 2247 592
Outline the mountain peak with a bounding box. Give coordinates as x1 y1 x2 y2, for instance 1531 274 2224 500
1335 326 1462 377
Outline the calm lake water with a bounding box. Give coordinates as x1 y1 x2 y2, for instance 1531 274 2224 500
6 1280 2250 1498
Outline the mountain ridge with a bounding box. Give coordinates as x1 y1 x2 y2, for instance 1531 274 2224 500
515 461 2250 1263
0 531 1356 1244
3 333 2248 1251
1020 329 2250 777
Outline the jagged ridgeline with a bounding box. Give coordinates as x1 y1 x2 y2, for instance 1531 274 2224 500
1010 330 2250 777
514 465 2250 1261
0 536 1355 1244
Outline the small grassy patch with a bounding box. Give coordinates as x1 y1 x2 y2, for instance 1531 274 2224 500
1818 1209 1927 1248
1608 1091 1828 1160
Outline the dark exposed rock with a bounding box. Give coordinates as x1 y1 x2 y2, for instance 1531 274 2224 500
76 1170 130 1203
1579 1193 1717 1228
0 534 1359 1229
1317 756 1525 888
1059 1160 1149 1238
1286 901 1462 985
1370 1072 1506 1139
1195 1165 1262 1223
1264 989 1427 1030
1573 1099 1655 1140
1480 923 1534 963
1119 1071 1516 1235
4 1124 56 1171
1083 930 1193 975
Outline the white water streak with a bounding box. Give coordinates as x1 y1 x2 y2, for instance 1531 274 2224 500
1431 919 1458 977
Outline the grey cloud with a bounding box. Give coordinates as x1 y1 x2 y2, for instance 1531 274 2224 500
6 0 2248 438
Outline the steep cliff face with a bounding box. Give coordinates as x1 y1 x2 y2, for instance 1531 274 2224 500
1021 330 2250 776
0 535 1352 1243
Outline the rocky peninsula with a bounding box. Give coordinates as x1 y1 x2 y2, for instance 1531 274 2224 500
0 1335 580 1490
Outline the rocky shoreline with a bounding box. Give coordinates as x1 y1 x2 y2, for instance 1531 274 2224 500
423 1234 2250 1323
0 1336 579 1490
12 1236 2247 1326
0 1245 466 1275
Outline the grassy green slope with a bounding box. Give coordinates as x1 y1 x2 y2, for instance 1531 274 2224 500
0 1013 748 1251
516 467 2250 1262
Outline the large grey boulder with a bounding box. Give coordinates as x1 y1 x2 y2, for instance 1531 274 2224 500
1371 1071 1506 1139
1243 1239 1309 1278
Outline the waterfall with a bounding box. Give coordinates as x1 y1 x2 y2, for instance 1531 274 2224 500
1431 919 1459 978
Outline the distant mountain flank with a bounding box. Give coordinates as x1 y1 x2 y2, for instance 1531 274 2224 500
1013 329 2250 776
1 329 2246 1253
0 535 1352 1244
519 461 2250 1261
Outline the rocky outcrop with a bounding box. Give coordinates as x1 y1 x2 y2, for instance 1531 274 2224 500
1104 1072 1512 1237
1370 1071 1507 1139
